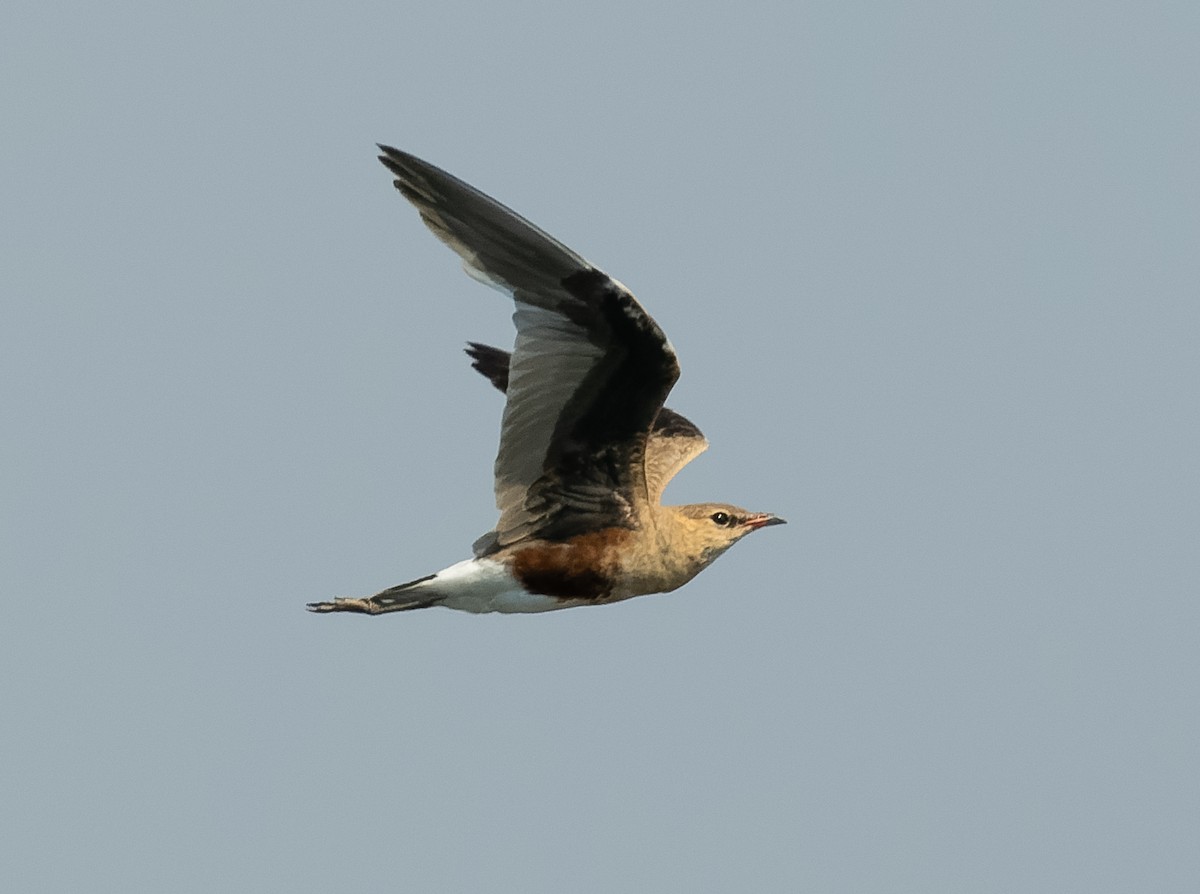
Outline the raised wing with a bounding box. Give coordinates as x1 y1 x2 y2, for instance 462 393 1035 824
379 146 681 549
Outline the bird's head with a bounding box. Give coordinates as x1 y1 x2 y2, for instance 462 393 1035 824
667 502 787 569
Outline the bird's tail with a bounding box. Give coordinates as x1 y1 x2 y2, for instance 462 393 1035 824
306 573 444 615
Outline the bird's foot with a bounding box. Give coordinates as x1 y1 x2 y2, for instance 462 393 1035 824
305 596 380 614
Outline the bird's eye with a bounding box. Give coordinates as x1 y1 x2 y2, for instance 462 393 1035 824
710 511 732 526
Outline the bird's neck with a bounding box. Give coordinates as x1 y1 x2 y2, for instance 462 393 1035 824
614 506 708 596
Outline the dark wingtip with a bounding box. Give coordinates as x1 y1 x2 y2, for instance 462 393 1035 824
465 342 511 393
376 145 414 185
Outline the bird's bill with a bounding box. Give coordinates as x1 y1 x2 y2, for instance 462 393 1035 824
745 513 787 529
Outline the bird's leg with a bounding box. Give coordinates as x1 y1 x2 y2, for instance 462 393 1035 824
307 575 443 615
306 596 383 614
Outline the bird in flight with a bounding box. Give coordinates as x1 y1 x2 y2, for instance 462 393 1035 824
307 146 784 615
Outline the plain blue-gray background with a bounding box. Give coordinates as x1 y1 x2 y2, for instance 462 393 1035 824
4 2 1197 891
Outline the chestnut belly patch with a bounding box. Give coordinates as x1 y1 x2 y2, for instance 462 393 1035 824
508 530 629 602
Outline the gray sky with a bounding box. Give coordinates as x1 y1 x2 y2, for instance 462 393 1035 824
4 2 1198 891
